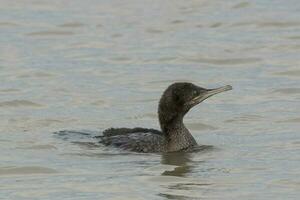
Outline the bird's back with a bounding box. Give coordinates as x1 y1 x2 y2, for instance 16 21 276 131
98 127 166 153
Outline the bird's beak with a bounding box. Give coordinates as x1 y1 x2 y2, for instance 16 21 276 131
190 85 232 106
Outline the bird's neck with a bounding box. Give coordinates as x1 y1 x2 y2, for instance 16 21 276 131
159 115 197 152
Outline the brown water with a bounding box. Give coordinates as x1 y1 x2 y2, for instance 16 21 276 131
1 0 300 199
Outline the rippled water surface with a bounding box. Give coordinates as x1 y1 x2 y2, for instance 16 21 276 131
1 0 300 199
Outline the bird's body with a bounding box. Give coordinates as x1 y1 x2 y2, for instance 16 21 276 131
98 82 232 153
100 128 165 152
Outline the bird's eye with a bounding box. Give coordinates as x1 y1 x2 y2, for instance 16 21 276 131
193 90 198 96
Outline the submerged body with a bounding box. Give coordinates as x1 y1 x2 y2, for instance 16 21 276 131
99 82 232 153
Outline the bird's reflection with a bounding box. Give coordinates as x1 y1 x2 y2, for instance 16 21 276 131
159 147 214 200
161 152 193 177
160 145 213 177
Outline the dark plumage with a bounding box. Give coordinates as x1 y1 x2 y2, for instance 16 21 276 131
99 82 232 153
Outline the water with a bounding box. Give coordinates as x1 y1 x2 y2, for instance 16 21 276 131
1 0 300 199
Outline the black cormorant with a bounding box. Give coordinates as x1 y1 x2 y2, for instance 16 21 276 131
99 82 232 153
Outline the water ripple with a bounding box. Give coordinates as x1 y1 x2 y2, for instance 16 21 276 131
272 88 300 94
232 2 250 9
58 22 84 28
0 166 58 176
27 30 74 37
185 57 262 65
0 21 19 27
273 70 300 77
0 100 43 108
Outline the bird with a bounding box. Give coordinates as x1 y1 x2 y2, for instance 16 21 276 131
98 82 232 153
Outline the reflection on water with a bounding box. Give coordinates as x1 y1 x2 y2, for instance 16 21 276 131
1 0 300 199
161 152 193 177
159 150 215 199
